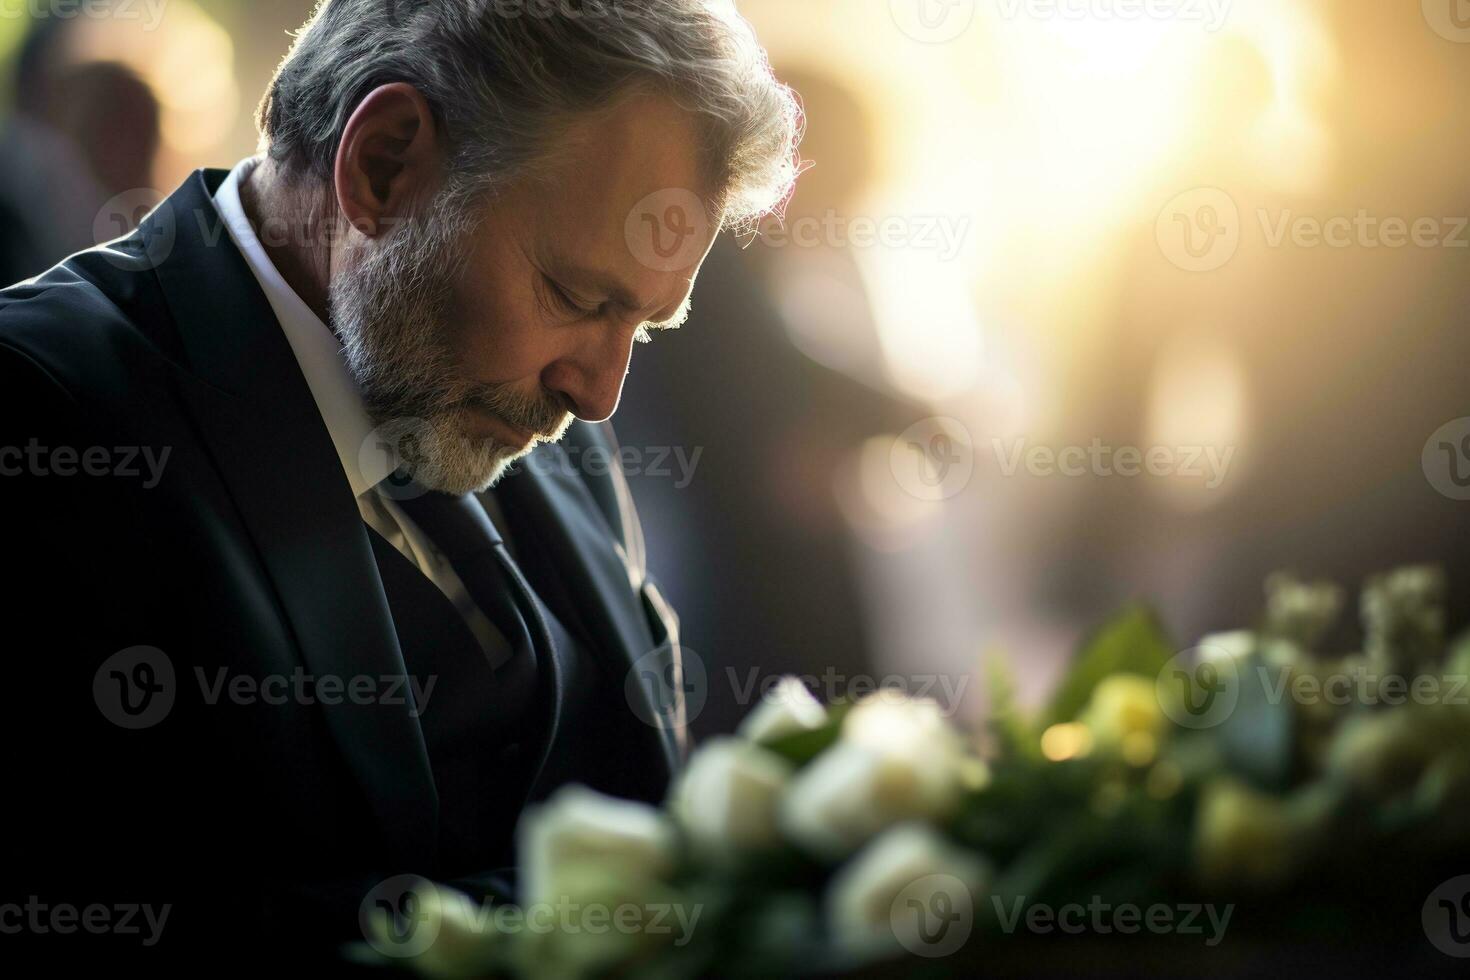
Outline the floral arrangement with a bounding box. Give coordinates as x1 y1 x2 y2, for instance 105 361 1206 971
357 566 1470 977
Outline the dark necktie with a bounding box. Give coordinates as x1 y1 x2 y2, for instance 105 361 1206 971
393 485 538 665
391 482 553 872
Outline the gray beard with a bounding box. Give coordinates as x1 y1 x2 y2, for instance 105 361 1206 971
329 185 572 494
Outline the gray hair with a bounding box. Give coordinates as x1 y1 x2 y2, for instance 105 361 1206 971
257 0 803 230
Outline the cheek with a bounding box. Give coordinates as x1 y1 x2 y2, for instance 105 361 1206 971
446 265 556 385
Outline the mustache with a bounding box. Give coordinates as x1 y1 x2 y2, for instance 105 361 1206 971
459 383 572 440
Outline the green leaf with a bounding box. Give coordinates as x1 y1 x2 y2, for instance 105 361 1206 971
1045 604 1173 726
985 647 1038 758
761 703 853 768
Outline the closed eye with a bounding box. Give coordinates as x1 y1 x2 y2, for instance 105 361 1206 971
542 275 599 319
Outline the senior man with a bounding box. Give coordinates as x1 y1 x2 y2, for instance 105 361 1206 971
0 0 800 960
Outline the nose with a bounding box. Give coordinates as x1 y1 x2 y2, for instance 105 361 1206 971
540 320 641 423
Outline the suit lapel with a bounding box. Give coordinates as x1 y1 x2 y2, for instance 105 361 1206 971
147 170 438 869
493 439 681 775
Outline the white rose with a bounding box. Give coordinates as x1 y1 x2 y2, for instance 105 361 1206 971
780 694 968 860
842 692 961 755
738 675 828 744
826 822 988 953
519 785 677 909
1196 630 1256 663
669 737 793 862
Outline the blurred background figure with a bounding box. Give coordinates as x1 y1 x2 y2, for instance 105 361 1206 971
0 0 230 286
617 67 929 736
1 23 111 284
5 0 1469 729
0 17 160 285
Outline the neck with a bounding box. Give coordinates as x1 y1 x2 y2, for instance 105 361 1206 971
238 159 338 329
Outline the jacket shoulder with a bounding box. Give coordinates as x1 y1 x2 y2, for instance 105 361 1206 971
0 238 184 399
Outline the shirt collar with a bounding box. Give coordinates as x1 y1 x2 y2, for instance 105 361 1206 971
212 157 395 498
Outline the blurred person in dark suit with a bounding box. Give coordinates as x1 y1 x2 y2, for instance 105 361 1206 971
617 69 923 736
0 0 799 964
0 20 160 286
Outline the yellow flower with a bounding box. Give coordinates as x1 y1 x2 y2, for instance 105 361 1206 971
1194 779 1298 888
1079 675 1165 763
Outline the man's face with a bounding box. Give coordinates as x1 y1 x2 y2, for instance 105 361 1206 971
331 91 720 494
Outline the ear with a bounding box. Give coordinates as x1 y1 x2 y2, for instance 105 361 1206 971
334 82 441 238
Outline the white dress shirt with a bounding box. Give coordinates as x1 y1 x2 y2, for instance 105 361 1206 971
213 157 511 666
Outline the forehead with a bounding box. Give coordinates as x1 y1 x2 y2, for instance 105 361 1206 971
523 91 720 292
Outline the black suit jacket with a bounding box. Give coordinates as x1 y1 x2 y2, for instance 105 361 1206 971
0 170 687 963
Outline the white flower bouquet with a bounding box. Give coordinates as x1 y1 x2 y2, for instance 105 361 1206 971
357 565 1470 977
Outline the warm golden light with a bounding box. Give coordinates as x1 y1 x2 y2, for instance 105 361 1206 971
62 1 238 177
741 0 1335 409
1041 722 1095 762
